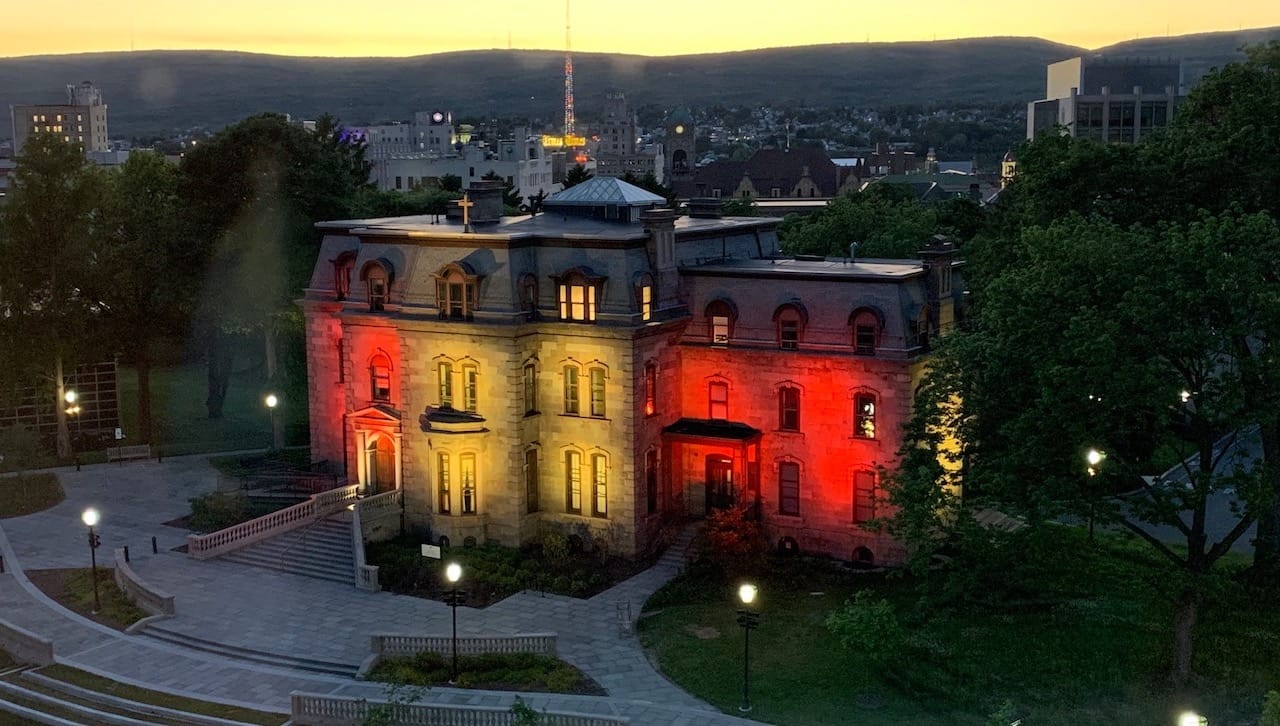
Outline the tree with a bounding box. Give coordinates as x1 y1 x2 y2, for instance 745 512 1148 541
562 164 593 189
438 174 463 193
779 185 940 259
480 170 522 210
0 134 104 458
620 172 676 206
179 113 365 418
91 151 193 443
888 212 1279 686
721 197 759 216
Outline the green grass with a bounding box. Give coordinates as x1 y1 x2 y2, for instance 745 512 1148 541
184 492 290 533
638 531 1280 726
36 664 287 725
117 364 309 457
28 568 149 631
207 449 315 478
366 652 602 695
0 473 64 517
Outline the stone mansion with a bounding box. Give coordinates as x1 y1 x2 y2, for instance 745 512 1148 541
303 177 961 564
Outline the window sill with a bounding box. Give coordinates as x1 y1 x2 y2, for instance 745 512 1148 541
523 411 541 419
775 512 803 521
775 429 803 436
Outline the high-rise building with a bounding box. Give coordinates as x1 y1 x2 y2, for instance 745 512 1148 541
10 82 110 155
1027 56 1185 142
592 91 663 182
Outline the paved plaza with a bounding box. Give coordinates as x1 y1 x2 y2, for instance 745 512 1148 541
0 457 761 725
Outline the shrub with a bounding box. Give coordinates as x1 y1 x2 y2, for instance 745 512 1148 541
702 507 766 578
187 493 278 532
541 531 569 563
824 590 906 663
1262 691 1280 726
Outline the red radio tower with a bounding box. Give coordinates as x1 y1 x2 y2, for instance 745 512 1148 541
563 0 575 137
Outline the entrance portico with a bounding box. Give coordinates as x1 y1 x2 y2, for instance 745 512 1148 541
662 418 761 517
348 405 403 494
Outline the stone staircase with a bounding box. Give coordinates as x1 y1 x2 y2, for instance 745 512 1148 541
215 513 354 584
656 524 701 571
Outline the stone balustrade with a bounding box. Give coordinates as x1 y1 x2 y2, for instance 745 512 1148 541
290 692 628 726
112 548 175 617
187 484 361 560
0 618 54 666
371 633 558 658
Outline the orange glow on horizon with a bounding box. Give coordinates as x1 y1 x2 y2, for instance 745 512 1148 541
5 1 1280 59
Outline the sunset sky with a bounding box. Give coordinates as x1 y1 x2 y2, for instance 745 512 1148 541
6 0 1280 58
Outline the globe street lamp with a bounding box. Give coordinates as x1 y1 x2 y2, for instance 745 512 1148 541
736 582 760 713
81 508 102 614
444 562 465 684
1178 712 1207 726
1085 448 1106 540
65 390 82 471
264 394 284 451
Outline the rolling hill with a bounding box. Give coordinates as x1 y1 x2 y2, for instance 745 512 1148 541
1 27 1276 138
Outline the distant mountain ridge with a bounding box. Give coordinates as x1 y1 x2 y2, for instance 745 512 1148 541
1 27 1276 138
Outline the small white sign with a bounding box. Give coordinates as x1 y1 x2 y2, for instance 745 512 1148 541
114 428 124 440
420 544 441 559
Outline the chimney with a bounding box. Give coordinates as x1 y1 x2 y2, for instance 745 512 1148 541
464 179 505 225
686 198 725 219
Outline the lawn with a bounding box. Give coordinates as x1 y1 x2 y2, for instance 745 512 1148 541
366 652 603 695
116 364 309 457
367 534 651 606
26 568 148 631
0 473 64 517
638 529 1280 726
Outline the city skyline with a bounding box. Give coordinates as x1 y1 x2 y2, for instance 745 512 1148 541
5 0 1280 59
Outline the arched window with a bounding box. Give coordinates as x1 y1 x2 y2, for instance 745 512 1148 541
591 453 608 518
523 362 538 415
778 385 800 431
437 361 454 407
672 149 688 173
436 452 451 514
643 363 657 417
773 303 807 351
705 299 737 346
850 307 884 356
360 259 394 312
589 367 607 418
434 262 480 320
519 273 540 320
563 365 580 415
461 364 479 413
460 453 477 514
554 268 605 323
564 449 582 513
332 252 356 300
524 448 540 513
369 353 392 402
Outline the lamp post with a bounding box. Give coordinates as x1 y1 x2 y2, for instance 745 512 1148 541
264 394 284 452
1085 447 1105 540
65 390 82 471
444 562 465 684
81 508 102 614
736 583 760 713
1178 712 1207 726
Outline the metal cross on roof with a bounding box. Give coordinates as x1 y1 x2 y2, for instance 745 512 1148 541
458 193 475 233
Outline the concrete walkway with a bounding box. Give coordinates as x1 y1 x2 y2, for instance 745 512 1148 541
0 457 759 725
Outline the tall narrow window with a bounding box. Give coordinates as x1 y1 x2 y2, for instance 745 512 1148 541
775 304 805 350
438 362 454 407
368 275 387 311
565 451 582 513
644 364 657 417
779 461 800 516
589 368 606 417
462 365 478 413
855 393 877 439
336 340 346 383
592 454 608 517
778 386 800 431
640 285 653 321
460 454 477 514
645 449 658 514
851 309 881 356
525 448 540 513
709 382 729 420
434 263 479 320
706 300 735 346
334 254 355 300
437 452 451 514
563 366 580 415
523 363 538 415
370 354 392 402
854 470 876 523
520 274 539 320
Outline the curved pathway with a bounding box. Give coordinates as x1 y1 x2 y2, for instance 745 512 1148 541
0 457 758 725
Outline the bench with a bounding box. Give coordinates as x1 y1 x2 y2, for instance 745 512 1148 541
106 444 152 463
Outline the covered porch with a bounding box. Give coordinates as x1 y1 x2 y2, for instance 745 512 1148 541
661 418 762 518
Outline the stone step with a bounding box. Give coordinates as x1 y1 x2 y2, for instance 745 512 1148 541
19 671 269 726
218 551 353 584
0 679 159 725
242 535 352 559
139 626 360 677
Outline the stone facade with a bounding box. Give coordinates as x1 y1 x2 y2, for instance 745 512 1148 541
302 178 961 564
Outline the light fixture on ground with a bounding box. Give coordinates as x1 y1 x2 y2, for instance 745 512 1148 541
736 582 760 713
444 562 465 684
1178 712 1207 726
1084 447 1106 539
81 508 102 614
264 394 284 451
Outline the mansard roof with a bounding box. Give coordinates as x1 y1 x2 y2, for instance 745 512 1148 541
544 177 666 208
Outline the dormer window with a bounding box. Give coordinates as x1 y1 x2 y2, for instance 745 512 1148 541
554 268 605 323
520 274 540 320
434 262 480 321
360 259 395 312
332 252 356 301
850 308 883 356
635 273 655 322
774 303 807 351
705 299 737 346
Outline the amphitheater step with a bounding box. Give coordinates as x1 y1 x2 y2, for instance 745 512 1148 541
19 671 272 726
138 626 360 677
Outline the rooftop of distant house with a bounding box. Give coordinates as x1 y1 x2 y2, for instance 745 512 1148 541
317 211 777 242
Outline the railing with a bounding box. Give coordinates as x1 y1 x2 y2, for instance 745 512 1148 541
351 490 399 592
0 618 54 666
290 692 628 726
371 633 557 658
244 473 342 495
112 548 175 616
187 484 362 560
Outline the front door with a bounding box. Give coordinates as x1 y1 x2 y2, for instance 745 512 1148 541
366 437 396 493
705 455 734 513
